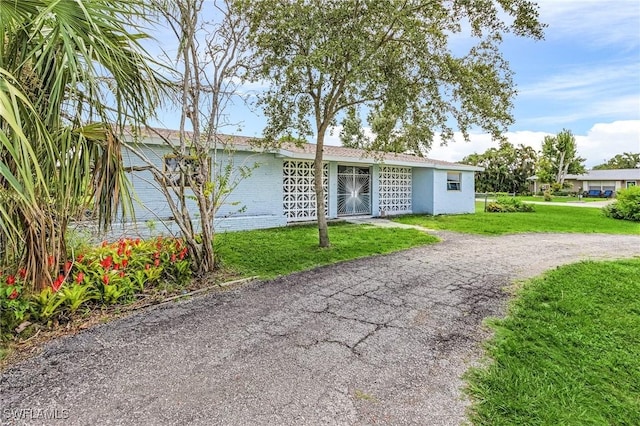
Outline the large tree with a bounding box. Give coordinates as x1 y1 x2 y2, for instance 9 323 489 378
537 129 586 186
462 142 537 193
0 0 161 290
593 152 640 170
238 0 544 247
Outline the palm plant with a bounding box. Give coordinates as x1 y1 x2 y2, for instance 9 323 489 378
0 0 162 291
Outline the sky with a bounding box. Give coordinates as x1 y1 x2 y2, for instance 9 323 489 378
150 0 640 168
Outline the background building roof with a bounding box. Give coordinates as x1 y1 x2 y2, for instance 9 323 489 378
566 169 640 181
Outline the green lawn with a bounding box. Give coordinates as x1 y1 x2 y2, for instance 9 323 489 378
465 258 640 425
392 203 640 235
216 222 438 278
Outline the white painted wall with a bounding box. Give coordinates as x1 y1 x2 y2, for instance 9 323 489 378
430 170 476 215
412 168 434 214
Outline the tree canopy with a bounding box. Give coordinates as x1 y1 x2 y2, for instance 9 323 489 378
462 142 537 193
593 152 640 170
238 0 545 246
537 129 586 185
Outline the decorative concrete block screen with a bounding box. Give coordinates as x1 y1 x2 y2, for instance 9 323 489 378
283 160 328 220
378 166 412 214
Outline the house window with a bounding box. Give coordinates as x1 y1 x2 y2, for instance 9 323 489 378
447 172 461 191
627 181 637 188
164 155 206 187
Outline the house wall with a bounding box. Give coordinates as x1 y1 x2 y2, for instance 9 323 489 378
370 164 381 216
118 144 286 235
564 179 581 192
328 162 339 219
94 144 480 240
430 170 476 215
412 168 435 214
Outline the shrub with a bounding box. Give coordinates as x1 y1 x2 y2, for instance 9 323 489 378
552 189 576 197
0 236 193 339
543 190 552 201
486 197 535 213
603 186 640 222
0 274 30 339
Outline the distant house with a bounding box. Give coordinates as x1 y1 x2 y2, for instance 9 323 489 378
528 169 639 194
112 129 482 237
565 169 639 193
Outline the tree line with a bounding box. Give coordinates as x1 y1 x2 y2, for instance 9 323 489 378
462 129 639 194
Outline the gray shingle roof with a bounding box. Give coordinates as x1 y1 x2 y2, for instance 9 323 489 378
128 127 482 171
566 169 640 181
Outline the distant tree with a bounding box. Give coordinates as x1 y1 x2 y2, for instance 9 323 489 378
238 0 545 247
462 142 537 193
537 129 586 185
593 152 640 170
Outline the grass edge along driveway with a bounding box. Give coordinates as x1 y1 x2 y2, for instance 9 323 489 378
464 258 640 425
392 203 640 235
216 222 438 279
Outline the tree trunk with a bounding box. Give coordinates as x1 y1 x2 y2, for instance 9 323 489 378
556 152 566 185
315 127 330 248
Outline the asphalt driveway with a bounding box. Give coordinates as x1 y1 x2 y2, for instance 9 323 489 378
2 231 639 425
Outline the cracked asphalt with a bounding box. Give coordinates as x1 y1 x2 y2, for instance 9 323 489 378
1 231 639 425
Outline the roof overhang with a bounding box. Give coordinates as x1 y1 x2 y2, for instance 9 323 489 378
125 132 484 172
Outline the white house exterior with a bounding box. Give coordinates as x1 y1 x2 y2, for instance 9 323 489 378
113 129 481 236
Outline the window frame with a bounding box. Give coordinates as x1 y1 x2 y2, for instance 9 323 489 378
163 155 209 188
446 172 462 191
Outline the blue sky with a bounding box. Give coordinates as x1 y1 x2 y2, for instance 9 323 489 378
150 1 640 168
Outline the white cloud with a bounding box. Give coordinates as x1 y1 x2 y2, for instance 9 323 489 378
576 120 640 166
537 0 640 50
325 120 640 168
518 63 638 101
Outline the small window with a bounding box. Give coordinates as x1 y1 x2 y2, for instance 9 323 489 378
164 155 206 187
627 181 637 188
447 172 461 191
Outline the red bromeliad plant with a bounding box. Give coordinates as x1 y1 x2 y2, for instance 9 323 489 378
0 271 31 338
0 236 192 339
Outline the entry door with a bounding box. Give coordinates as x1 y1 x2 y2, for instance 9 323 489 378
337 165 371 216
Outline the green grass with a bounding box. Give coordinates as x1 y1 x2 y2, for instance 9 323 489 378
514 195 604 203
465 258 640 426
215 222 438 278
392 203 640 235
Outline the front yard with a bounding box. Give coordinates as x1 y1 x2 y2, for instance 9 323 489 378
216 221 438 279
392 203 640 235
466 258 640 425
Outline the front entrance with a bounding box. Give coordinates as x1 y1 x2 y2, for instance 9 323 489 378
337 165 371 216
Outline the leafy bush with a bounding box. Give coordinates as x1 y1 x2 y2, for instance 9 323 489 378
543 190 553 201
0 236 192 338
603 186 640 222
486 197 536 213
552 189 577 197
0 274 30 339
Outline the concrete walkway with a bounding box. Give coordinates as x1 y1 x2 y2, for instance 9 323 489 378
2 232 639 425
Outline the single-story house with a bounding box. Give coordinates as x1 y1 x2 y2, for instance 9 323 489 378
528 169 639 194
112 129 482 236
565 169 639 193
